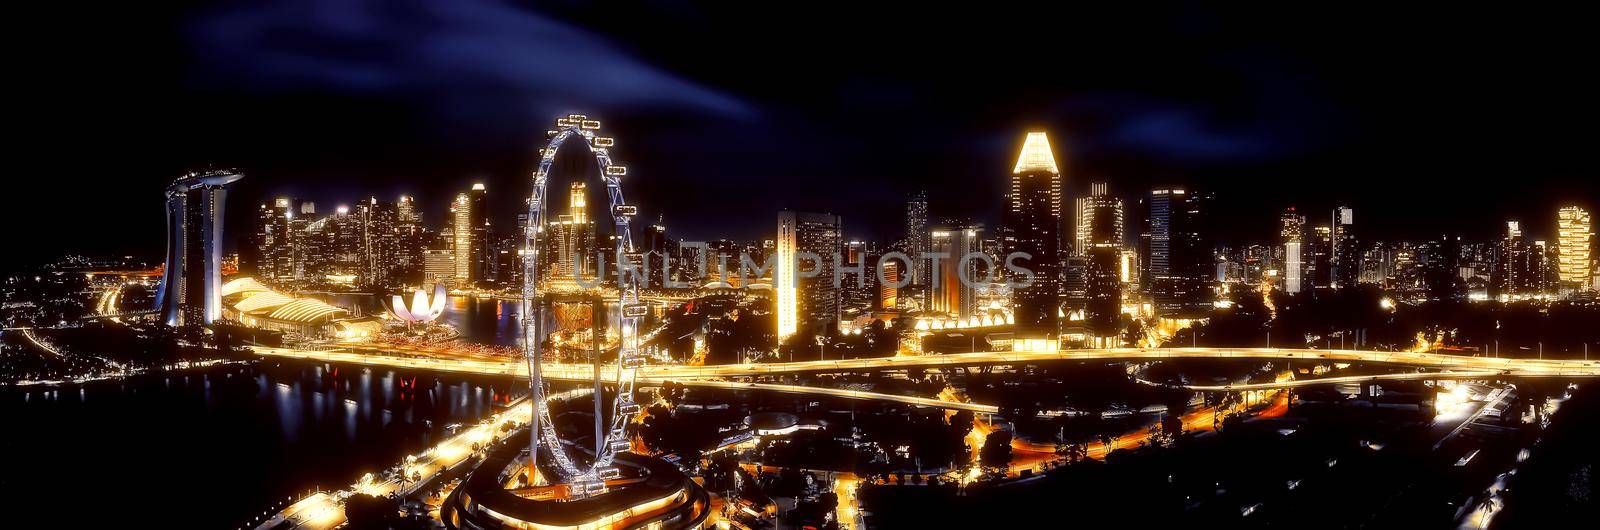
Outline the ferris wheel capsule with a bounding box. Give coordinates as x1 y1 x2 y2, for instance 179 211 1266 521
604 165 627 176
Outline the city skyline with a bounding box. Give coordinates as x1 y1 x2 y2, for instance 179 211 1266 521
7 5 1600 530
12 3 1600 267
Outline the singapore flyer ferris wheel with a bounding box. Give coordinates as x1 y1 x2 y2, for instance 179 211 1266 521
520 114 647 497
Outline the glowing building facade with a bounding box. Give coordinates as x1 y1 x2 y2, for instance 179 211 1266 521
776 211 842 340
1146 187 1213 317
906 190 929 293
1280 208 1307 294
1005 132 1063 348
1076 182 1123 337
157 169 244 326
451 191 474 285
1331 206 1357 289
929 225 982 321
1557 205 1593 291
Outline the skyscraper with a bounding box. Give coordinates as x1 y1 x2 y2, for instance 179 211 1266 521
905 191 929 303
394 195 424 286
1280 208 1307 294
1331 206 1357 289
256 197 296 282
545 182 597 281
1494 220 1527 298
1005 132 1063 349
451 192 473 285
929 225 982 321
1557 205 1593 291
157 169 243 326
1146 187 1212 317
469 183 490 285
1076 182 1123 338
776 211 842 341
1074 182 1123 258
878 259 900 310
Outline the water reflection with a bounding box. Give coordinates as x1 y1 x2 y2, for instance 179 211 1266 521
3 362 524 529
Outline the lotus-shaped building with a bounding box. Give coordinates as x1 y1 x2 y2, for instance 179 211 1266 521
390 284 447 324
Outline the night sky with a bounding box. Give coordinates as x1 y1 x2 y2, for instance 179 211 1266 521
12 2 1598 269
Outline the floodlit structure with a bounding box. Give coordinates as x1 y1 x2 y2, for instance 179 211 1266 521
1005 131 1063 348
390 284 448 323
156 169 243 326
439 114 708 530
220 277 380 339
929 225 981 321
520 114 650 498
776 211 843 340
1280 208 1307 294
1557 205 1593 290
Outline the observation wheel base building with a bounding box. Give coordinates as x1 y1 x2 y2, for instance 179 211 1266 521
441 430 709 530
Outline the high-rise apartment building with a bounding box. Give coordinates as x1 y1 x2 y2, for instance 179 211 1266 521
1557 206 1593 291
776 211 842 340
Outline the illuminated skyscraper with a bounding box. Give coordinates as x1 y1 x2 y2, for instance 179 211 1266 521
1493 220 1526 298
355 196 404 287
394 195 424 285
929 225 982 321
1557 205 1593 291
1146 187 1213 317
1074 182 1123 257
906 190 929 296
156 169 243 326
569 181 589 225
878 259 900 310
1331 206 1357 289
256 197 296 281
1005 132 1063 348
1280 208 1307 294
451 192 473 285
776 211 842 341
545 182 597 281
1310 225 1333 289
1076 182 1123 337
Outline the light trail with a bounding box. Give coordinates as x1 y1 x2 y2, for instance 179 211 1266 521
252 347 997 412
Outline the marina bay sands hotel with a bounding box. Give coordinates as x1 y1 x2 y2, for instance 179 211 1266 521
155 169 243 326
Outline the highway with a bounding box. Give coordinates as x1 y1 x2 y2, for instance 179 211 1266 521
253 345 1600 396
637 347 1600 379
1156 370 1511 392
252 347 999 413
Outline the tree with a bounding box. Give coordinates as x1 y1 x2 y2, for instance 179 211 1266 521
979 431 1013 469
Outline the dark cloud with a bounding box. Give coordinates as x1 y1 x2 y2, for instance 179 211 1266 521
187 1 756 123
8 2 1598 270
